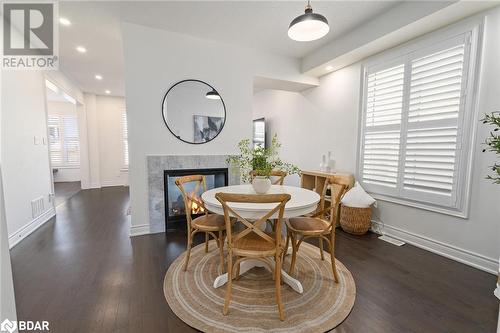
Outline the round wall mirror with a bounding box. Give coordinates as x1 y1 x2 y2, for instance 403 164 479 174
162 79 226 144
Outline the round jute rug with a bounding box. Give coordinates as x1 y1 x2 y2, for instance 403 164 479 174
164 240 355 332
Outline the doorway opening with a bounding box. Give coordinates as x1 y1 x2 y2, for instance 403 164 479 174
45 80 82 206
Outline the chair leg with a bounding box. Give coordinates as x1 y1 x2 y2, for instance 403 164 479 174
183 232 193 271
319 238 325 260
283 230 290 261
289 232 297 275
275 253 285 321
235 257 240 279
329 232 339 283
205 232 209 253
223 251 233 315
218 231 225 274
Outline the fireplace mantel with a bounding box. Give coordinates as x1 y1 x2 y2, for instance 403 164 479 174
147 155 239 233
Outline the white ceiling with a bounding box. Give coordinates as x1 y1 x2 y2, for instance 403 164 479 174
58 1 401 97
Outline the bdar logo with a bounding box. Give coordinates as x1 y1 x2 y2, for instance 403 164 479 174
0 319 17 333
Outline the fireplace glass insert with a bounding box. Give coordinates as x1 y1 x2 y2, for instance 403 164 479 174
164 168 228 230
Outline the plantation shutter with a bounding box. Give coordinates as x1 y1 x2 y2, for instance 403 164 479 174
402 42 467 206
359 31 475 212
48 115 80 167
63 116 80 165
48 116 63 166
361 63 405 195
122 111 129 167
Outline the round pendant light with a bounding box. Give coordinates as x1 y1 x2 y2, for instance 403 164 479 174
205 89 221 100
288 0 329 42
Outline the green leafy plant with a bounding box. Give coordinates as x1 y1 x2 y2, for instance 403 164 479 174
481 111 500 184
227 134 301 183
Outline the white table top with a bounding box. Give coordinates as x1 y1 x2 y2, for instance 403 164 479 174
201 184 320 219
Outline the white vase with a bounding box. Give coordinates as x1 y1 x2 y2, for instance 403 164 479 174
252 176 272 194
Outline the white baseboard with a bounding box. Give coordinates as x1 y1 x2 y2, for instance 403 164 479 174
101 180 127 188
9 207 56 249
129 223 151 237
89 182 101 189
372 221 498 274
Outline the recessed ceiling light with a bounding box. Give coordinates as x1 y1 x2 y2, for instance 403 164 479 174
326 65 333 71
95 74 103 80
59 17 71 26
76 46 86 53
105 90 111 94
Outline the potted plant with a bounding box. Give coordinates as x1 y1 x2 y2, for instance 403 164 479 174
227 134 301 194
481 111 500 183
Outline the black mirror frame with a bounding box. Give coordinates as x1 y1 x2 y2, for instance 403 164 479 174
161 79 227 145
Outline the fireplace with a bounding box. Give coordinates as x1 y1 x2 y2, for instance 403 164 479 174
164 168 228 230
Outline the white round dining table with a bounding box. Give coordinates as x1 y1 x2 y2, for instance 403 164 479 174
201 184 320 294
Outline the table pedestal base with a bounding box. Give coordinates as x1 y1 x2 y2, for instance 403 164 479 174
213 248 303 294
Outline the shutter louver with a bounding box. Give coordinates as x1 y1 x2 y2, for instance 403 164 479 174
402 44 465 197
48 116 63 166
122 111 129 166
409 45 464 123
362 130 400 187
63 116 80 165
366 64 405 127
362 64 404 191
404 127 457 195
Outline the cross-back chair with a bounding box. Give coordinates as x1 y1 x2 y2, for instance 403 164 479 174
175 175 226 272
215 192 291 321
250 170 287 185
285 178 346 282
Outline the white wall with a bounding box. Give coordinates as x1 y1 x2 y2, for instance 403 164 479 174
47 101 81 183
1 69 55 247
0 69 18 331
82 94 128 188
96 96 128 187
122 22 316 232
253 63 362 187
253 9 500 273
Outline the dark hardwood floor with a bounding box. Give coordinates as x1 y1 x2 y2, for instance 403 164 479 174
53 181 81 206
10 187 498 332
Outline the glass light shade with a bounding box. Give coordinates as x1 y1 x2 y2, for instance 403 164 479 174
205 89 221 100
288 10 329 42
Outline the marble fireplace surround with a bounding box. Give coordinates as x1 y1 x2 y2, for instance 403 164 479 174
147 155 240 233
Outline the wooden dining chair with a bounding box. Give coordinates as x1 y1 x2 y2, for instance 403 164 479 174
250 170 287 185
175 175 226 272
284 178 346 282
215 192 291 321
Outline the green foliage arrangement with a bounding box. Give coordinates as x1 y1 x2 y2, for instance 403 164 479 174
481 112 500 184
227 134 301 183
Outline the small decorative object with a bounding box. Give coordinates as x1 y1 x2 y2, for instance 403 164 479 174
227 134 301 193
327 151 335 172
252 176 272 194
340 182 375 235
320 154 327 171
480 112 499 184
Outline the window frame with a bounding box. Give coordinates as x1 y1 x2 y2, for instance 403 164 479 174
357 20 483 218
